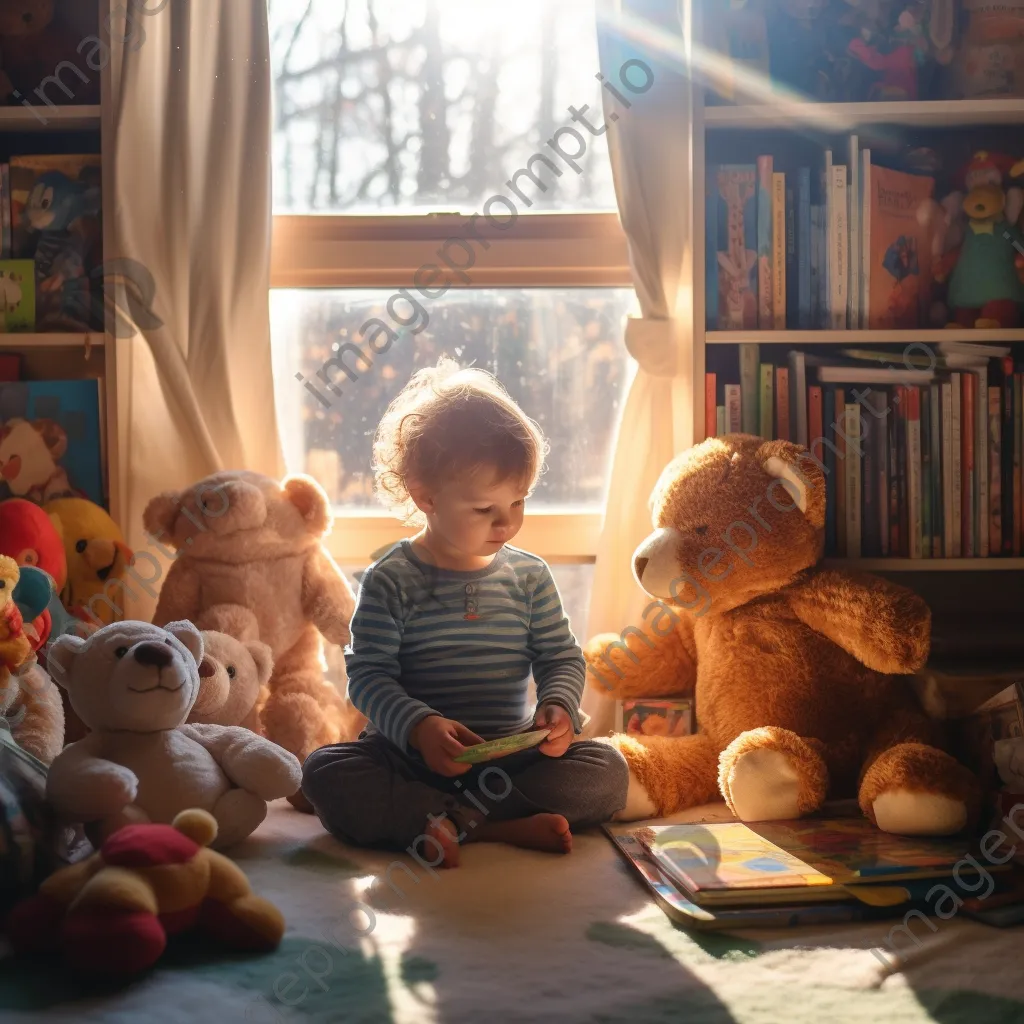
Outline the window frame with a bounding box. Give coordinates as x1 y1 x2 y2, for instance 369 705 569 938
271 210 631 571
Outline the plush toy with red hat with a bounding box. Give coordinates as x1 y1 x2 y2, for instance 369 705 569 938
5 808 285 976
0 498 67 651
933 150 1024 328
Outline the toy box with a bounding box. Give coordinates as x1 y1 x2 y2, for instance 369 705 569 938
616 698 694 738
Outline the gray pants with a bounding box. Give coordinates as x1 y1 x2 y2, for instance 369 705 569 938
302 732 629 851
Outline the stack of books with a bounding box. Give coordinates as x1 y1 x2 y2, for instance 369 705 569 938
705 341 1024 558
606 815 1024 931
707 138 935 331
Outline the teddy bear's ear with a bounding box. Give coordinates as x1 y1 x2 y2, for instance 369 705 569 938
283 475 331 534
165 620 203 666
244 640 274 686
756 440 826 529
142 490 181 541
47 632 86 689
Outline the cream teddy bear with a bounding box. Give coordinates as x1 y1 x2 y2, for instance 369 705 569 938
45 620 302 848
189 629 273 732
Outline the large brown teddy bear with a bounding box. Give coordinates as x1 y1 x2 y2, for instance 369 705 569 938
144 472 361 804
586 434 981 837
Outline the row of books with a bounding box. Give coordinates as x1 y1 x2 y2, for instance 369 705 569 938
0 154 103 332
707 140 934 331
705 342 1024 558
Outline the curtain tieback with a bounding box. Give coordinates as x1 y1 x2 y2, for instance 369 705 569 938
624 316 681 378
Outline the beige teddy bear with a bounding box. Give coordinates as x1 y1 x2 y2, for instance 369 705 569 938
145 472 362 796
190 629 273 733
45 619 302 848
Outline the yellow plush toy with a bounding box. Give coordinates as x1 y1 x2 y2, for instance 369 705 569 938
44 498 133 625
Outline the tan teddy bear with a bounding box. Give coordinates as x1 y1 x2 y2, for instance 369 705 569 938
190 629 273 733
586 434 980 837
144 472 361 801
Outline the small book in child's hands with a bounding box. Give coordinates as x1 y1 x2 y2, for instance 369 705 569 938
454 729 550 764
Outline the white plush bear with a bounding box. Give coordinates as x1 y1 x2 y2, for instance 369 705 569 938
45 619 302 848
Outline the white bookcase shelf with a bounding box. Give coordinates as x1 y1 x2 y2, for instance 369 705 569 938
0 105 101 132
0 332 105 349
707 329 1024 346
705 98 1024 131
824 558 1024 572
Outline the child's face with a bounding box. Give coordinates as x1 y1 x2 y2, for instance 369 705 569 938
418 469 527 557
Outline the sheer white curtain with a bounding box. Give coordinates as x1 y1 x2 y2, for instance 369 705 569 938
105 0 284 619
583 0 695 734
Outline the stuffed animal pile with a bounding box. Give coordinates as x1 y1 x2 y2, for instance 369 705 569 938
587 434 981 837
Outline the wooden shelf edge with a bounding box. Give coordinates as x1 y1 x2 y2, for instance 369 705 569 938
824 558 1024 571
0 105 101 132
0 332 106 349
704 98 1024 130
706 329 1024 345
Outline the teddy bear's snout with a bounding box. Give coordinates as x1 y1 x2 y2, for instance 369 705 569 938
134 642 173 669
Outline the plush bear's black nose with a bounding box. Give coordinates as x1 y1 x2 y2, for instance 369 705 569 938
134 642 172 668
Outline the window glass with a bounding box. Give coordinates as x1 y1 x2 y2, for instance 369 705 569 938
269 0 614 212
272 287 633 509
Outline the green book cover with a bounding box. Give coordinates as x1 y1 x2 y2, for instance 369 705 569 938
759 363 774 440
0 259 35 332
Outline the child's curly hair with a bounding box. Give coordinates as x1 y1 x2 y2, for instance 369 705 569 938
373 356 548 524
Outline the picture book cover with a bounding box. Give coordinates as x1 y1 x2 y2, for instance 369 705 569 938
637 817 1008 900
617 698 693 738
713 165 758 330
9 155 103 332
867 165 935 329
453 729 549 764
0 260 35 332
0 380 103 506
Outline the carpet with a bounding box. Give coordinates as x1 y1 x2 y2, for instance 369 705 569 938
1 801 1023 1023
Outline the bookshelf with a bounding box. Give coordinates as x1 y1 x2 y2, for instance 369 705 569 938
691 4 1024 669
0 2 121 525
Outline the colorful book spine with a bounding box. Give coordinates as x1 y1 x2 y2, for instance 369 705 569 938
1001 357 1015 555
847 135 860 331
1016 374 1023 556
810 205 822 329
714 165 758 329
829 163 848 330
789 350 808 446
760 363 774 440
907 386 923 560
0 164 9 259
929 385 942 557
705 373 717 440
888 394 900 556
740 344 760 434
976 363 989 556
823 151 832 323
860 149 871 329
845 402 862 558
773 172 787 329
775 366 790 441
725 384 742 433
951 373 963 558
809 385 824 458
961 373 975 558
757 156 774 329
895 386 909 556
824 387 837 554
990 385 1003 555
920 386 932 559
874 389 890 556
717 405 727 437
942 381 954 558
861 391 882 557
797 167 812 329
785 182 797 330
835 387 847 555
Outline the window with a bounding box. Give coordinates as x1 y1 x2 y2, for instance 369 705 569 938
269 0 633 637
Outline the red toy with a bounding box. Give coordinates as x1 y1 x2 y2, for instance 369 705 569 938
0 498 66 650
5 809 285 977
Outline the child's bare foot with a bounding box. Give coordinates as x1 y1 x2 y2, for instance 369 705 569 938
470 813 572 854
426 815 461 868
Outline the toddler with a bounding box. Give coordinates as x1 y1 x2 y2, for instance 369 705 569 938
302 358 628 866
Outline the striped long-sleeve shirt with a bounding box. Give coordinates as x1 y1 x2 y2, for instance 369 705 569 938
345 540 586 751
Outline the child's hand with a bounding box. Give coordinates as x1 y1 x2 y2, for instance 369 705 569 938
409 715 484 776
534 703 573 757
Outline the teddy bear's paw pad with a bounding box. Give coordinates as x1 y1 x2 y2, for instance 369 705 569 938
724 748 801 822
872 790 967 837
